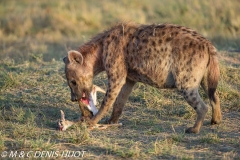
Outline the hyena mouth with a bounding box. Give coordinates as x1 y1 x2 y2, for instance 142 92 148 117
79 90 99 116
80 91 89 105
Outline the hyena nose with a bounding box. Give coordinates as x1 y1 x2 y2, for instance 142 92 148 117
71 95 78 102
71 97 78 102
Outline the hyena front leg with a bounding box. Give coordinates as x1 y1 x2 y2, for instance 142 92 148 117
108 79 136 124
89 70 127 125
182 88 208 133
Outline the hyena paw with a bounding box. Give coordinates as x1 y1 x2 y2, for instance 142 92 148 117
211 118 222 125
185 127 200 134
106 118 119 124
211 112 222 125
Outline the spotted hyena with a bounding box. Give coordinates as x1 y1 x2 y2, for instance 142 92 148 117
63 23 221 133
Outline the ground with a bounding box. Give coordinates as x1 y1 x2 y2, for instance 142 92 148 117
0 51 239 159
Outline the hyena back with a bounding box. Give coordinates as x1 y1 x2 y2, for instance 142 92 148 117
63 23 221 133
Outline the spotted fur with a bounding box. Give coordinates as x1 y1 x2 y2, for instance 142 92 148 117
63 23 222 133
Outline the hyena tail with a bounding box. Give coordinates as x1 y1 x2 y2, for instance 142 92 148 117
207 50 220 103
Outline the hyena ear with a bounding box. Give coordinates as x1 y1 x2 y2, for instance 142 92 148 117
67 50 84 65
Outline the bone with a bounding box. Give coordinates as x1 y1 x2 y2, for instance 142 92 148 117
87 94 98 115
88 123 123 130
57 110 122 131
57 85 122 131
91 85 106 105
88 85 106 115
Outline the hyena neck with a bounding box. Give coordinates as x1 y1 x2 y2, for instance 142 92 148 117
93 45 105 75
79 42 104 76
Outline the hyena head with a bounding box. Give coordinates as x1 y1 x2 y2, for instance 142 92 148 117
63 50 93 102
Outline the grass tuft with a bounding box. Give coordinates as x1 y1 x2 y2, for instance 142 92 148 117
0 71 19 90
66 125 90 145
0 131 6 151
200 133 220 144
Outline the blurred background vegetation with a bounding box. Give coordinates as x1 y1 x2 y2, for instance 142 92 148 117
0 0 240 63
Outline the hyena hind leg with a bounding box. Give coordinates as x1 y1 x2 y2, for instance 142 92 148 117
182 88 208 134
201 80 222 125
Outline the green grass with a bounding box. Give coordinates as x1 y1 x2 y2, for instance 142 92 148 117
0 0 239 159
0 56 239 159
200 133 220 144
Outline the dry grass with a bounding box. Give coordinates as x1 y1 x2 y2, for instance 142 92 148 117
0 0 239 159
0 51 239 159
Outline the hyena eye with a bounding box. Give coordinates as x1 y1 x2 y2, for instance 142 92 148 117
71 80 77 86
